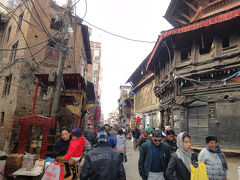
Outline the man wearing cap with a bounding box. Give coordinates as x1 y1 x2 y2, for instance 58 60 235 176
80 130 126 180
138 130 170 180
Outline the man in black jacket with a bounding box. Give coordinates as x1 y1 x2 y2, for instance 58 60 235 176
132 127 140 150
84 124 95 145
80 130 126 180
162 129 177 154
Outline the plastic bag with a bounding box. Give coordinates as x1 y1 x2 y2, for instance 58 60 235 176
41 161 64 180
190 161 209 180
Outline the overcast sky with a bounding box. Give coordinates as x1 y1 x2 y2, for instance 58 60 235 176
59 0 172 119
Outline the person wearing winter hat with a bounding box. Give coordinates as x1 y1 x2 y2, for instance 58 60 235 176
64 128 85 179
81 130 126 180
198 136 228 180
96 129 109 144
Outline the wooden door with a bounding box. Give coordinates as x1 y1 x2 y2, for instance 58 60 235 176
188 103 209 145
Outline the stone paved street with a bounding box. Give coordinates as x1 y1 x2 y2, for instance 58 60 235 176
124 139 141 180
124 139 240 180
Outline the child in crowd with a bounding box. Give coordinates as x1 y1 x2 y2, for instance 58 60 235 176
64 128 85 179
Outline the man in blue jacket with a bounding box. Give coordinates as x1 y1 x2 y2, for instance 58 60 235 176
138 130 170 180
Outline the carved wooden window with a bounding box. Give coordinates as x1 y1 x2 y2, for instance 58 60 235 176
180 49 191 61
199 36 213 55
222 36 229 48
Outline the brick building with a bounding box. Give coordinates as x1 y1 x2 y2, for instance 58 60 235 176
86 41 102 125
87 41 102 103
147 0 240 148
0 0 91 152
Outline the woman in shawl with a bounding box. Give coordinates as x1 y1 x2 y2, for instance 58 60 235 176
198 136 228 180
165 132 194 180
53 126 71 157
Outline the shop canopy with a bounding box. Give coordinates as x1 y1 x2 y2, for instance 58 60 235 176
35 73 86 90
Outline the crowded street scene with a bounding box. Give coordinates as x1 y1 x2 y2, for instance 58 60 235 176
0 0 240 179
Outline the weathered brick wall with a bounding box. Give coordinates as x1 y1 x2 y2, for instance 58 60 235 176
0 0 90 152
0 1 33 152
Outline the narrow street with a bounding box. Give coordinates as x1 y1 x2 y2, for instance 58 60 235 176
124 139 240 180
124 139 141 180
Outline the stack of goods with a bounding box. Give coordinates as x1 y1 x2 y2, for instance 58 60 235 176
44 157 55 170
4 154 23 177
12 159 45 176
22 155 37 171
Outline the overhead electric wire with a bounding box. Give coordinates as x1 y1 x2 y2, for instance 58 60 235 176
0 76 42 92
0 38 49 51
23 0 53 39
82 0 87 20
0 3 38 65
71 0 81 8
21 0 49 33
0 26 62 52
30 0 69 49
0 26 62 77
34 0 63 32
0 2 46 32
25 0 64 49
83 20 156 44
39 47 58 65
0 44 49 76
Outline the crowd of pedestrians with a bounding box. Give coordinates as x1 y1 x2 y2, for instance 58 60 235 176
135 126 228 180
53 124 127 180
51 123 228 180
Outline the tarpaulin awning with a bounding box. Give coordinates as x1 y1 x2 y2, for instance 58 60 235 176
66 93 83 104
83 104 95 111
66 105 81 116
146 7 240 70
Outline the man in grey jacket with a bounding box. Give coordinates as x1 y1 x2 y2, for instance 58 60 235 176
198 136 227 180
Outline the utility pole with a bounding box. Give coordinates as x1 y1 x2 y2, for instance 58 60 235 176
51 0 72 118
